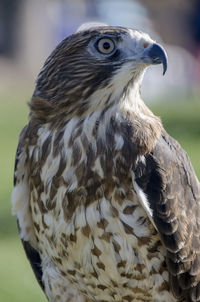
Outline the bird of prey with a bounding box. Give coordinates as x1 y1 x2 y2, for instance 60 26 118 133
12 23 200 302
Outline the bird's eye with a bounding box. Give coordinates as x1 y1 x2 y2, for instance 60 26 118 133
97 38 115 54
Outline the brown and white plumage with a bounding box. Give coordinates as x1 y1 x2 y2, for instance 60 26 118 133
12 24 200 302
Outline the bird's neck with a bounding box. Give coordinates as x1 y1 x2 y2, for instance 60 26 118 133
30 79 163 155
106 90 163 155
74 84 163 157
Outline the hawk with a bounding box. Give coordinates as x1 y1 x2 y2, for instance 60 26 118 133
12 23 200 302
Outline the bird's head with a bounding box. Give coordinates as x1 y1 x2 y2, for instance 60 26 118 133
31 23 167 120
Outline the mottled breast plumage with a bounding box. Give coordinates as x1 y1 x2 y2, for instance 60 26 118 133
24 112 172 302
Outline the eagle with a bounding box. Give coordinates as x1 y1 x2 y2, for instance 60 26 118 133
12 23 200 302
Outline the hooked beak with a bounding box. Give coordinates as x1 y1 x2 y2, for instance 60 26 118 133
142 43 168 75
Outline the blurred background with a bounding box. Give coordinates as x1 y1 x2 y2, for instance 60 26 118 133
0 0 199 301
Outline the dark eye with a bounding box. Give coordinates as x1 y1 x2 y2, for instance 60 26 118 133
97 38 115 54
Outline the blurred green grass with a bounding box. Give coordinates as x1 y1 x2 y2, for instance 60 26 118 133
0 92 199 302
151 96 200 176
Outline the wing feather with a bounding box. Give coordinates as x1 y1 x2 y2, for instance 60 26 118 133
135 130 200 301
12 127 45 291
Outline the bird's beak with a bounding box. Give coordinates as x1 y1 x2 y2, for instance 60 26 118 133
142 43 168 75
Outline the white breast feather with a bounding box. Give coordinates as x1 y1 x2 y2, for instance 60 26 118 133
132 171 157 231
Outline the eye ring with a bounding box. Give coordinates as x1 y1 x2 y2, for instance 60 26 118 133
97 38 115 54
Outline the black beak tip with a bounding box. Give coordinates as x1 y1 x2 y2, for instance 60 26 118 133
162 63 167 76
161 53 167 76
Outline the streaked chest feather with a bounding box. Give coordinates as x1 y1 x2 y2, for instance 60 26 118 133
28 116 174 302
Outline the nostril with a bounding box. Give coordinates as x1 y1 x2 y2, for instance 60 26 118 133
143 42 149 49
